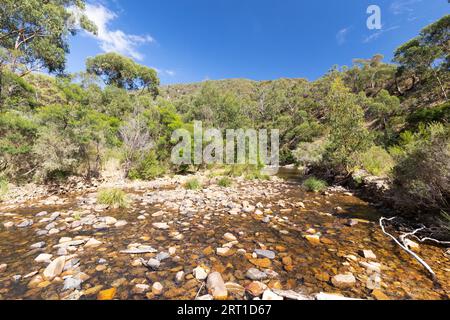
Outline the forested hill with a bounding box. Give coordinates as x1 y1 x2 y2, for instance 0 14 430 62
0 5 449 217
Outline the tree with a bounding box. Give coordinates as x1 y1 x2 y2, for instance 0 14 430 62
0 0 96 75
323 78 372 173
86 53 160 98
394 15 449 101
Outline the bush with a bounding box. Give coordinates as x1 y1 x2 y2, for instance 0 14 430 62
391 123 450 212
293 139 326 168
0 177 9 200
358 146 394 176
303 177 328 193
97 188 129 208
217 177 232 187
128 152 166 180
185 178 201 190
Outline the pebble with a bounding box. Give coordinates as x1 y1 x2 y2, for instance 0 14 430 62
361 250 377 260
331 273 356 289
246 268 267 281
207 272 228 300
43 256 66 280
262 289 284 300
152 282 163 295
152 222 169 229
0 264 7 273
63 277 82 291
254 249 276 260
193 266 209 280
223 233 237 242
35 253 53 263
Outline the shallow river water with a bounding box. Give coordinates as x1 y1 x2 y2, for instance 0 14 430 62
0 172 449 300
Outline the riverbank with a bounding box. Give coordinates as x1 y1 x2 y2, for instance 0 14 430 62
0 173 449 300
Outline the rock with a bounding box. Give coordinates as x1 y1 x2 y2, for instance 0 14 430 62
133 284 150 294
334 206 345 214
43 256 66 280
175 271 185 284
3 222 14 228
97 288 116 300
331 273 356 289
196 294 213 300
152 222 169 230
206 272 228 300
246 281 267 297
145 258 161 270
35 253 53 263
225 282 245 297
120 246 157 254
168 247 177 255
249 258 271 268
372 289 390 300
193 266 209 280
223 233 237 242
254 249 276 260
246 268 267 281
84 238 102 248
30 242 46 249
63 277 82 291
316 292 360 300
216 247 233 257
272 289 310 300
156 252 170 261
114 220 128 228
361 250 377 260
152 282 163 295
404 239 420 252
17 219 33 228
262 289 284 300
304 234 321 245
104 216 117 225
359 261 382 273
0 264 7 273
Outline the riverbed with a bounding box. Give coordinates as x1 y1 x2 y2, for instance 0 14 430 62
0 173 449 300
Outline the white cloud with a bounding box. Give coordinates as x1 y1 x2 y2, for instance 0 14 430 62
390 0 422 15
363 26 400 43
82 3 154 61
336 27 351 45
150 66 176 77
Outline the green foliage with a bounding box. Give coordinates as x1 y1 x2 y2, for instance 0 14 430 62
391 123 450 211
357 146 394 176
86 53 160 97
407 101 450 130
303 177 328 193
184 178 201 190
323 78 373 172
217 176 232 187
0 176 8 200
128 151 166 180
97 188 129 209
0 0 96 74
293 139 326 167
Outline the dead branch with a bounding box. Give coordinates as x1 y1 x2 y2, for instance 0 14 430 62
379 217 436 280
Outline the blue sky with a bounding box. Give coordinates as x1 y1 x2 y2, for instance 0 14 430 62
67 0 449 84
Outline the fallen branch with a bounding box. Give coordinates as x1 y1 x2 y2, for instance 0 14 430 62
379 217 436 280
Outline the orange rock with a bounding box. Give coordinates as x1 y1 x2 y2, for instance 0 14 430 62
282 256 293 266
268 280 283 290
314 271 330 282
246 281 267 297
203 247 214 255
97 288 116 300
320 238 334 245
284 264 294 272
275 246 287 252
304 234 321 245
372 289 390 300
249 258 271 268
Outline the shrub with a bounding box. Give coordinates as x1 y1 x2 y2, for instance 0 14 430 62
0 177 9 200
128 152 166 180
293 139 326 168
358 146 395 176
218 177 232 187
391 123 450 212
303 177 328 193
97 188 129 208
185 178 201 190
